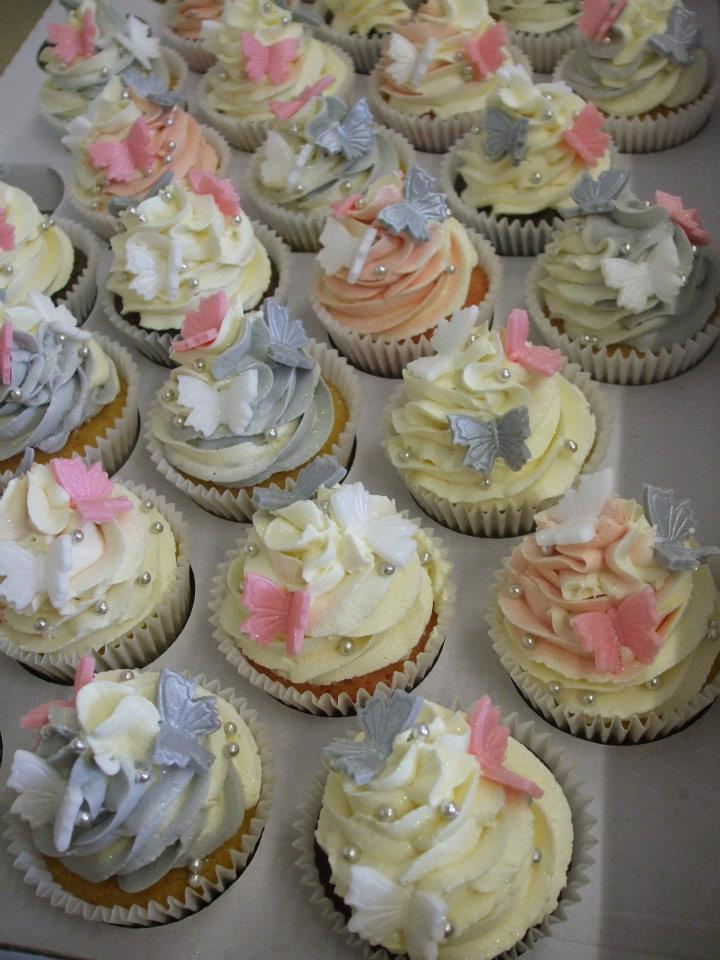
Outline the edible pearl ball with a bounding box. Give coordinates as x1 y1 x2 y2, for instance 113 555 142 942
564 439 578 453
245 542 259 556
646 676 662 689
410 722 429 740
120 669 134 681
496 367 511 382
398 449 411 462
376 804 395 821
151 521 165 534
94 601 108 615
583 692 596 705
532 849 542 862
508 583 523 599
135 768 151 783
71 530 84 543
521 634 534 649
548 681 562 695
342 845 360 862
136 571 152 585
193 358 206 371
339 638 355 655
141 499 154 512
444 921 455 939
189 858 203 872
224 721 238 735
381 562 395 576
440 800 458 819
265 426 278 441
226 742 240 757
419 551 431 566
34 617 49 632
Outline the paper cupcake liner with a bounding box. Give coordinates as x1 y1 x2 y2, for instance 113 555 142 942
210 524 455 716
553 52 720 153
0 483 191 681
194 49 355 152
0 161 65 213
245 126 416 252
486 571 720 744
160 3 218 74
314 22 386 74
526 259 720 385
68 125 231 240
382 362 612 537
3 679 275 925
101 220 292 366
146 340 362 519
508 24 579 75
310 230 502 377
54 217 101 325
366 45 531 153
293 715 595 958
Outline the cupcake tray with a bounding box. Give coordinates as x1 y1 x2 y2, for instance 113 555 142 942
0 2 719 959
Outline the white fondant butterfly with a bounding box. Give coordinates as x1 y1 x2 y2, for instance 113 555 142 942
386 34 438 88
601 236 684 313
331 482 419 567
177 370 259 438
317 219 377 284
259 132 312 191
8 751 66 828
125 235 184 303
407 306 479 381
535 468 614 547
0 534 73 610
7 292 90 339
115 15 161 70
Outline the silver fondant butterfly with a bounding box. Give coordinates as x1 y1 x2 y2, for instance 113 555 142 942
376 166 448 242
263 298 315 370
483 107 529 166
121 67 186 108
307 97 375 162
643 485 720 572
251 455 347 510
648 4 702 65
152 669 221 774
567 167 630 216
448 407 531 474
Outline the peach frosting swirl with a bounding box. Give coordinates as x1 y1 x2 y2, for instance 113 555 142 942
171 0 224 40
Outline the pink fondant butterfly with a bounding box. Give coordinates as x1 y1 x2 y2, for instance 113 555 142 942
571 586 662 675
563 104 610 165
240 571 311 656
0 321 13 386
0 207 15 252
188 170 241 217
87 117 153 184
504 309 563 377
173 291 228 353
47 8 96 64
20 655 95 729
241 33 299 85
462 22 508 81
269 75 335 119
469 696 544 799
655 191 711 246
577 0 627 41
330 192 364 220
49 459 133 524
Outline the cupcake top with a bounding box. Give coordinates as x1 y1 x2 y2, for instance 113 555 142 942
170 0 225 41
488 0 580 35
314 168 482 340
497 470 720 717
217 474 450 685
564 0 708 117
384 308 596 507
106 173 271 333
256 94 411 216
40 0 173 125
376 0 515 120
321 0 410 38
316 691 573 960
0 459 177 657
0 294 119 463
8 661 261 893
455 66 614 215
537 169 719 350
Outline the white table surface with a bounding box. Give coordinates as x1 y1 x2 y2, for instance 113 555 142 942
0 2 719 958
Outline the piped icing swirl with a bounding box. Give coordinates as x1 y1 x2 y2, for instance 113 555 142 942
170 0 225 40
488 0 580 35
8 665 261 893
321 0 411 38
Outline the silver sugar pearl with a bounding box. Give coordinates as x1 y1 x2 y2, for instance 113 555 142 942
468 332 479 342
172 414 185 427
530 172 543 185
162 389 174 401
564 439 578 453
163 154 173 164
454 51 464 62
339 638 355 655
341 179 353 192
151 521 165 533
542 108 554 120
71 529 84 544
135 767 151 783
294 183 304 194
540 544 554 556
583 691 596 705
189 857 203 872
226 742 240 757
136 571 152 585
281 14 290 23
444 921 455 940
119 669 134 681
445 263 456 274
94 601 108 615
508 583 523 599
189 277 200 288
136 213 147 223
646 676 662 689
167 140 177 150
496 367 511 382
71 737 87 753
374 264 387 277
262 1 272 10
127 206 137 217
679 273 687 285
40 217 55 230
642 200 651 208
471 125 480 134
380 562 396 576
100 66 110 77
376 804 395 821
521 634 535 649
480 476 491 489
245 542 259 556
234 214 243 224
180 262 188 272
419 551 431 566
440 800 458 819
193 358 206 371
224 721 238 735
410 722 429 740
620 241 632 256
265 426 278 441
462 65 474 81
3 265 13 275
9 388 21 402
162 191 173 203
342 844 360 862
548 680 562 695
189 873 202 887
398 448 411 462
121 89 130 100
56 333 66 344
289 123 299 134
78 810 91 825
532 848 542 863
579 333 598 346
90 200 99 209
34 617 49 632
79 345 91 358
355 197 366 209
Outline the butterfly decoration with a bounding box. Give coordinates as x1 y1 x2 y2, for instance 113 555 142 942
177 369 259 437
187 169 242 218
269 75 334 119
563 104 610 165
317 219 378 284
152 668 221 773
643 485 720 572
115 15 161 70
654 190 711 246
107 172 174 216
251 456 347 510
462 22 508 80
173 291 228 353
482 107 528 166
50 458 133 524
322 690 422 784
377 167 448 242
264 298 315 369
47 7 96 64
571 587 662 674
648 3 702 65
535 469 614 548
259 132 313 192
20 654 95 730
331 483 420 567
346 866 448 960
601 235 684 312
0 533 72 610
407 307 479 382
17 291 89 341
240 572 311 656
88 117 153 184
307 97 374 162
568 167 629 216
330 192 363 220
0 320 13 386
577 0 627 41
468 696 544 799
385 34 438 89
125 235 184 302
503 309 563 376
7 750 69 830
448 407 531 475
121 67 184 108
0 206 15 251
241 33 299 85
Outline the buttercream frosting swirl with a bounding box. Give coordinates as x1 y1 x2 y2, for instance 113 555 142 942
321 0 410 37
488 0 580 35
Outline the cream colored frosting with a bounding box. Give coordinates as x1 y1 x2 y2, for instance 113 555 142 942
321 0 410 37
171 0 225 40
218 482 450 684
316 697 573 960
0 464 177 657
488 0 579 35
106 180 271 333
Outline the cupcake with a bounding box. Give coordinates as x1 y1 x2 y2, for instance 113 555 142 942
527 169 720 384
488 0 581 72
147 295 360 520
66 76 230 239
0 293 138 482
248 94 416 251
0 178 99 324
162 0 224 73
383 308 609 536
6 661 272 924
316 0 412 73
104 172 289 365
39 0 187 132
442 65 615 255
488 470 720 743
0 458 190 680
310 168 501 377
196 1 354 151
556 0 718 152
299 691 592 959
212 476 454 714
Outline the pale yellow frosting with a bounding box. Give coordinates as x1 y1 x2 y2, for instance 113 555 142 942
321 0 410 37
488 0 579 35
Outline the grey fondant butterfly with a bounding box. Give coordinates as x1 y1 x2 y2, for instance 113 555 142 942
108 171 174 215
264 298 315 370
121 67 186 108
448 407 531 474
152 668 221 774
277 0 321 26
377 166 448 242
648 4 702 65
643 485 720 572
322 691 422 785
252 456 347 510
308 97 374 162
567 167 630 216
483 107 529 166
